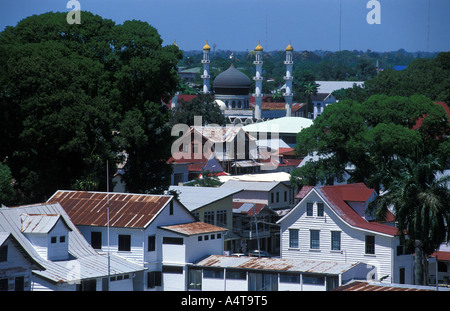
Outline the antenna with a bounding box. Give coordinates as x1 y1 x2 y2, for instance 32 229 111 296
339 0 342 51
265 15 268 51
427 0 430 52
106 159 110 291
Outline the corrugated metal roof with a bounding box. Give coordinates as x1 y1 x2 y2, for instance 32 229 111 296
159 222 228 236
194 255 358 275
20 214 69 234
333 280 445 291
169 186 241 211
243 117 313 134
220 179 286 192
48 190 173 228
0 204 144 284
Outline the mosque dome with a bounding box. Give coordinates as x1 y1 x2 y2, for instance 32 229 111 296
286 41 293 51
255 41 263 52
213 64 251 96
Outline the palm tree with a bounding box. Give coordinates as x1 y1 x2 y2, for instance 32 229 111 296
368 155 450 285
303 82 318 118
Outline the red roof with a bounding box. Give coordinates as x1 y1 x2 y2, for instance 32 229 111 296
412 101 450 130
232 202 268 216
430 251 450 262
295 185 314 199
48 190 175 228
317 184 398 236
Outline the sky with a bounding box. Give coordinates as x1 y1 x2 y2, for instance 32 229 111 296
1 0 449 52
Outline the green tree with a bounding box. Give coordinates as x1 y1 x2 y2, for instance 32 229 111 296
171 93 226 126
0 163 15 206
368 156 450 285
291 95 449 192
0 12 181 202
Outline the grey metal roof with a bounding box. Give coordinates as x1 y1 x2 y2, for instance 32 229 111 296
220 179 286 192
169 186 242 211
0 203 144 284
194 255 359 275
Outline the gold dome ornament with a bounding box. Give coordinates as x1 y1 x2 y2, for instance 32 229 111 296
173 40 178 47
203 40 211 50
255 41 263 52
286 41 293 52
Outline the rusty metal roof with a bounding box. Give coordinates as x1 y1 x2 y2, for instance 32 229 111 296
20 214 71 234
332 280 444 291
194 255 358 275
48 190 173 228
159 221 228 236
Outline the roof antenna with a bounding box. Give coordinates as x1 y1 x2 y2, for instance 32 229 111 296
106 159 111 291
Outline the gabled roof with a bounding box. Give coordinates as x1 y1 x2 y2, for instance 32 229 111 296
159 221 228 236
279 183 398 236
242 117 313 134
220 179 288 192
169 186 242 212
20 214 72 234
48 190 181 229
0 204 144 284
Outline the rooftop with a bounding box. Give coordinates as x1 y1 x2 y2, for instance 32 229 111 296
243 116 313 134
168 186 242 211
194 255 360 275
159 222 228 236
47 190 175 228
220 179 287 192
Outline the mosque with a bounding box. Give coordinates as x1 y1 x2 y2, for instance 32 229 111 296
172 41 298 124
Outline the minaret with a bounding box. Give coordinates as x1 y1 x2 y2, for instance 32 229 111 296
284 41 294 117
253 41 264 119
201 40 211 94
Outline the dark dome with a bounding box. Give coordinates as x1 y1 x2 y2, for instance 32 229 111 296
213 64 251 96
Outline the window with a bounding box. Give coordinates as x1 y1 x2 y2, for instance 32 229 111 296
331 231 341 251
169 200 174 215
226 269 246 280
91 232 102 250
147 271 162 288
0 245 7 262
303 274 325 285
59 236 66 243
284 191 287 202
14 276 24 291
148 235 155 252
162 266 183 274
51 236 57 244
204 235 209 241
118 235 131 251
217 234 221 239
280 273 300 284
188 268 202 290
198 236 203 242
317 203 324 217
276 192 279 203
365 235 375 254
203 268 224 279
306 202 313 216
289 229 299 248
310 230 320 249
163 237 183 245
396 245 404 256
0 279 8 291
204 211 215 225
271 193 274 203
216 210 227 227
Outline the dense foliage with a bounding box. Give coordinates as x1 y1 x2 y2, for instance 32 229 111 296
0 12 182 203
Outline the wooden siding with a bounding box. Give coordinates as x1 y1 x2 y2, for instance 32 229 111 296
280 190 402 283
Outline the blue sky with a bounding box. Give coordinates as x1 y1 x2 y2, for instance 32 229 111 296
1 0 449 52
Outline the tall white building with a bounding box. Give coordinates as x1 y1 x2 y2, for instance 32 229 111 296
283 42 294 117
201 41 211 94
253 41 264 120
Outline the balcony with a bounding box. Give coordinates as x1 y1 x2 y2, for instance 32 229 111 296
283 92 293 97
201 75 211 79
253 60 263 65
283 76 293 80
201 59 210 64
253 76 263 81
284 60 293 65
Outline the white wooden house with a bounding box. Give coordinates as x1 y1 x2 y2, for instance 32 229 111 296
0 203 144 291
0 232 45 291
48 190 227 291
277 183 415 285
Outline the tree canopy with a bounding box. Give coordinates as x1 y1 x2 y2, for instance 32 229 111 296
291 94 449 192
0 12 182 204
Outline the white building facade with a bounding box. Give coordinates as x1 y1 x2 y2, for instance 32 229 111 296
277 184 415 285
